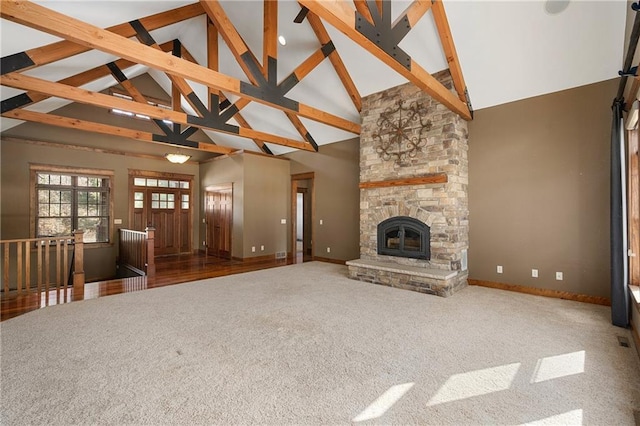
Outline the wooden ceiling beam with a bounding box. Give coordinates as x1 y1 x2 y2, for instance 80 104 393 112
1 3 205 74
299 0 471 120
180 39 273 155
395 0 433 28
1 0 360 134
431 0 468 104
1 41 176 114
263 0 278 76
207 17 219 104
1 73 314 151
353 0 374 24
2 109 235 155
306 12 362 112
200 0 319 150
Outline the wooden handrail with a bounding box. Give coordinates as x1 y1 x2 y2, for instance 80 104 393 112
118 228 155 277
0 232 85 297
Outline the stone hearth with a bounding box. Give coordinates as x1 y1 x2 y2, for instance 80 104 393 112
347 70 469 297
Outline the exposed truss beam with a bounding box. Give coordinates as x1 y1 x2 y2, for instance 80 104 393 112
298 0 471 120
306 12 362 111
263 0 278 76
431 0 468 104
1 73 315 151
353 0 375 24
181 35 273 155
1 41 175 114
0 3 205 75
2 109 235 155
1 0 360 134
201 0 320 150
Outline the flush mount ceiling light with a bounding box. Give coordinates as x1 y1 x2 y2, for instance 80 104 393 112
545 0 570 15
278 35 286 46
165 153 191 164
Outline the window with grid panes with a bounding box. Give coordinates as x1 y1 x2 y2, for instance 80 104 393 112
35 171 111 243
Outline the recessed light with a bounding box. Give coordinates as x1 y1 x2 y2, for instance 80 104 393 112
278 35 286 46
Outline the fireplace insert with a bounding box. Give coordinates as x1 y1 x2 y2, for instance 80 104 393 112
377 216 430 260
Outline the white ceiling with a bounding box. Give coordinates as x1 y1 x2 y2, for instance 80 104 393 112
0 0 628 155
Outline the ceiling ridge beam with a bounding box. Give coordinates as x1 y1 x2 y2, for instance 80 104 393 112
299 0 471 120
1 40 176 114
1 0 360 134
1 72 315 151
0 3 205 74
306 12 362 112
2 109 235 155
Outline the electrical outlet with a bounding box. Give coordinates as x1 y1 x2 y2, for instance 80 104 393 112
320 219 323 225
532 269 538 278
556 272 563 280
280 219 286 224
251 246 256 253
202 218 205 224
327 247 331 253
260 245 264 251
497 265 503 274
114 218 123 225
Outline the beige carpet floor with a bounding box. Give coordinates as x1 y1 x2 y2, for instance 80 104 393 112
1 261 639 425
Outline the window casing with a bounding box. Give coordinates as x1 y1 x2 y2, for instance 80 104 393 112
31 166 113 244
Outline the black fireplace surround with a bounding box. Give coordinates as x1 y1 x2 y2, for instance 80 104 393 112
377 216 430 260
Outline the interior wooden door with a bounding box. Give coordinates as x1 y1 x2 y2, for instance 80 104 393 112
205 187 232 259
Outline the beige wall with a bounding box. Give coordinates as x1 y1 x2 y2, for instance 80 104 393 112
0 137 199 281
285 138 360 261
199 152 290 259
468 78 617 298
243 154 290 258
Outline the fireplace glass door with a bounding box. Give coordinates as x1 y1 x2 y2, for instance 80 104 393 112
377 216 430 260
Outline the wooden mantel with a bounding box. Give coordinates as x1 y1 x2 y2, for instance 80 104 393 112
359 173 447 189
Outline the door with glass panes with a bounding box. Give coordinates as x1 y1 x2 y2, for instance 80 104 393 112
130 175 192 256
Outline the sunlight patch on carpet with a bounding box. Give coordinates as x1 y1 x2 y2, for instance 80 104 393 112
427 363 521 406
352 382 414 422
519 408 583 425
530 351 585 383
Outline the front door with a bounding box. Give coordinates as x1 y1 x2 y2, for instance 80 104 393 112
130 173 192 256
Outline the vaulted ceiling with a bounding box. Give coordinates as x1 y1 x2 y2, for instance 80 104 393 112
0 1 627 159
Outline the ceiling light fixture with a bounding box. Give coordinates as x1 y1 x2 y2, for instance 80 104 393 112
165 153 191 164
278 35 287 46
544 0 570 15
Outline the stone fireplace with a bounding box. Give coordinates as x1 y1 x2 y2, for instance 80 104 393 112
346 70 469 297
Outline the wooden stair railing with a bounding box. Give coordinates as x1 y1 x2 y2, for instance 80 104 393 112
0 230 85 297
118 228 155 277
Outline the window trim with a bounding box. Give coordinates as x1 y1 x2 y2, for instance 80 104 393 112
30 164 115 248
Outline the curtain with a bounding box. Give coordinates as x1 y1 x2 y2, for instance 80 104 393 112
611 100 629 327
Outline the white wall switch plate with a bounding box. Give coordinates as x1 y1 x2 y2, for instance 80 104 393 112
556 272 563 280
260 245 264 251
280 219 286 224
114 219 122 225
497 265 503 274
327 247 331 253
251 246 256 253
532 269 538 278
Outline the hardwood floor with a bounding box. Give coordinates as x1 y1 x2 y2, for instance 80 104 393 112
1 253 301 322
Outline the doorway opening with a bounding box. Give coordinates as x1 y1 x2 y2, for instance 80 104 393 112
291 172 314 263
205 184 233 259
